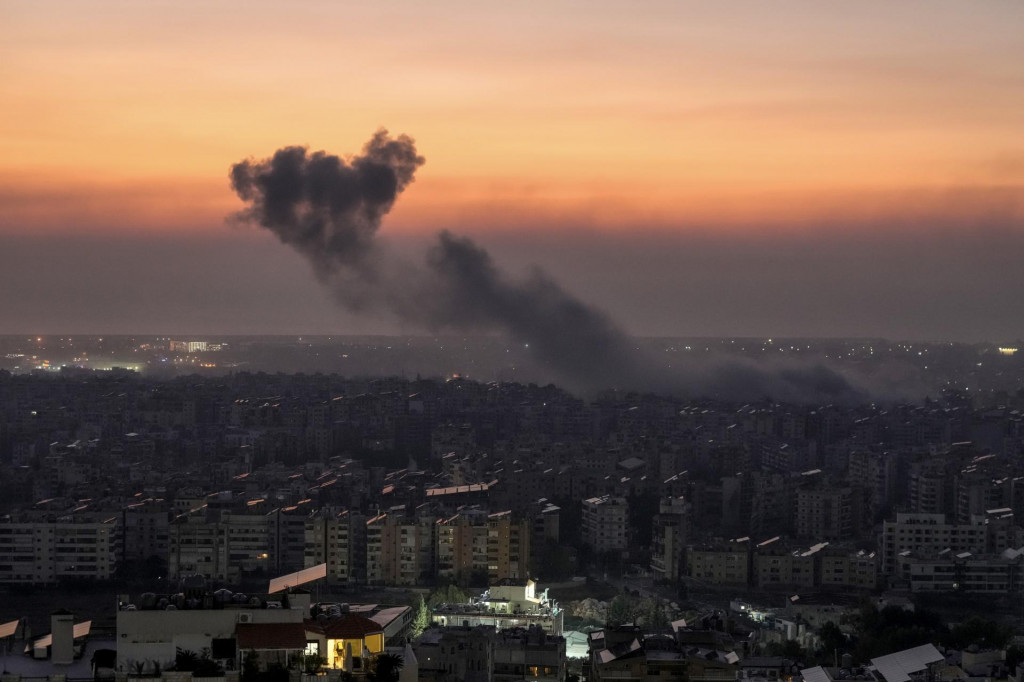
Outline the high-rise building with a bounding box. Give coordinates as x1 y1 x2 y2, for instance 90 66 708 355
908 461 953 516
582 496 628 554
121 497 170 565
305 508 366 584
796 484 856 541
267 505 310 575
435 508 531 584
848 450 897 523
650 496 690 582
366 509 437 585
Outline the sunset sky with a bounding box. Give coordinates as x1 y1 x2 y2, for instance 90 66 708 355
2 1 1023 339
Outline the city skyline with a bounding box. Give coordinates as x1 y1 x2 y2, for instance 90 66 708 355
5 6 1024 678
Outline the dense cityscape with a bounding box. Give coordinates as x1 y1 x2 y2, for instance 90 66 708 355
1 336 1024 681
5 1 1023 681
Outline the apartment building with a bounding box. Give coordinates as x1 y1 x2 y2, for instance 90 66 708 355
365 509 436 585
651 496 690 582
582 496 628 554
0 511 119 584
899 548 1024 594
267 505 310 575
795 484 856 541
484 511 531 584
880 512 988 576
688 539 877 591
304 508 366 584
752 538 817 589
168 511 270 583
848 450 897 523
687 540 751 586
121 497 170 565
819 549 878 590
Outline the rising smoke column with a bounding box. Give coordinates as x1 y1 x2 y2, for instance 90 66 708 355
229 129 642 387
229 130 865 401
419 230 644 386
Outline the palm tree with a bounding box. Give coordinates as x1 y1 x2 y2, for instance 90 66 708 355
367 652 403 682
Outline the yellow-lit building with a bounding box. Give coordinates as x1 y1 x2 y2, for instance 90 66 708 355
314 614 385 673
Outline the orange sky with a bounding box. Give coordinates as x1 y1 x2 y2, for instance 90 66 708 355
2 0 1023 235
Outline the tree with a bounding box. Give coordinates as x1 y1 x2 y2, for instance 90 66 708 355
176 648 222 678
606 594 640 626
412 595 431 638
944 617 1011 650
638 598 669 631
242 650 260 682
194 658 225 677
1005 645 1024 675
765 640 805 661
367 652 403 682
260 663 289 682
851 604 948 662
175 649 200 672
779 640 805 660
303 654 327 674
428 584 469 607
818 621 846 659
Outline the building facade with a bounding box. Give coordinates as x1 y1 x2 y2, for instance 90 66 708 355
582 496 628 554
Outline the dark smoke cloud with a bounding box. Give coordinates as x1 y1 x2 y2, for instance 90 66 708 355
229 130 865 402
230 130 423 275
417 231 643 385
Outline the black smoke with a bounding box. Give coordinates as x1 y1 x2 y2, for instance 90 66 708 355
229 130 865 402
230 130 423 276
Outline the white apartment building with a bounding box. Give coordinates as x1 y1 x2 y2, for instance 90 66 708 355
880 512 987 576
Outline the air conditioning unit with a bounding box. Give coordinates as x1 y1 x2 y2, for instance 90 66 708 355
238 613 252 624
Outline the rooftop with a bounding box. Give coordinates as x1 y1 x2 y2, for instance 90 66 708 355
236 623 308 650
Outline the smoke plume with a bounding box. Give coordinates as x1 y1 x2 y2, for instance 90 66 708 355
230 130 865 402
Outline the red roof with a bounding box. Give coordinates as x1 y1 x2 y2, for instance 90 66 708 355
317 614 383 639
236 623 308 650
